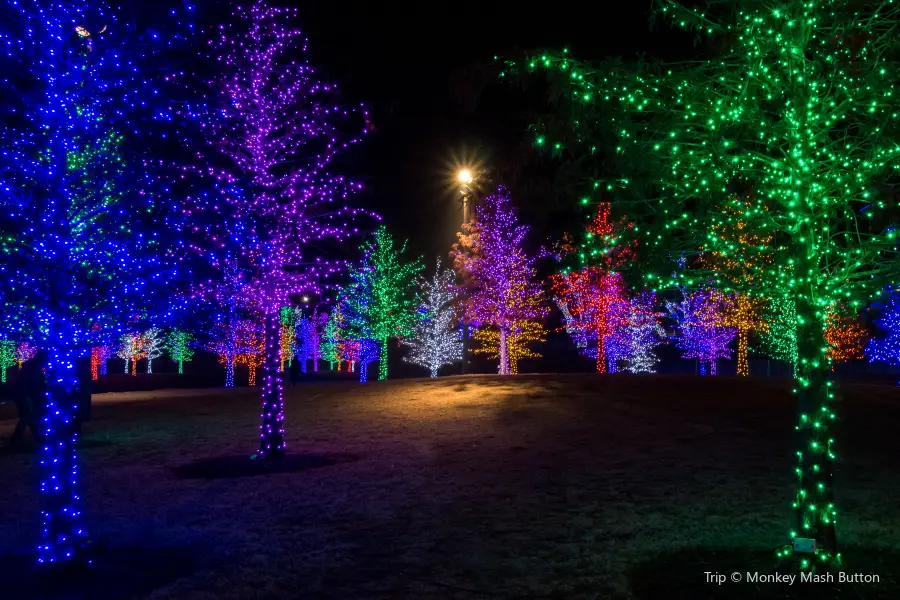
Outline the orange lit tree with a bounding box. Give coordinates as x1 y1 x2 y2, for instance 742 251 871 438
825 308 868 366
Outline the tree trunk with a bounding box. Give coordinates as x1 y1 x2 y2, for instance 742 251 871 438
379 338 389 380
360 360 368 383
178 360 183 375
257 311 285 460
430 367 438 378
225 355 234 387
124 358 129 374
737 329 749 376
38 340 89 565
100 360 107 376
131 353 137 376
499 328 509 375
787 295 838 569
147 358 153 374
596 335 606 374
710 359 717 376
699 361 707 376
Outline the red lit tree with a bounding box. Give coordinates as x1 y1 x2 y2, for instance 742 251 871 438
552 269 627 373
552 203 634 373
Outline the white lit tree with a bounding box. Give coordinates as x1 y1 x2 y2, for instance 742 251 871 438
143 327 164 374
403 259 462 377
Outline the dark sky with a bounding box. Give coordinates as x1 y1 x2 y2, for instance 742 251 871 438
285 1 695 261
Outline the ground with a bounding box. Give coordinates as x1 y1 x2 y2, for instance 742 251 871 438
1 375 899 600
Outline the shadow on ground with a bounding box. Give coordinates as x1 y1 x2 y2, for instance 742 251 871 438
628 546 900 600
0 545 202 600
172 453 360 480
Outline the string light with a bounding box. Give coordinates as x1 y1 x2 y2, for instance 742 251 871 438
474 319 545 375
720 293 768 377
450 186 547 375
762 295 799 373
165 330 195 375
142 328 165 374
623 292 665 374
356 339 380 383
341 226 423 380
320 307 344 371
825 307 868 365
403 259 462 377
234 320 264 386
865 289 899 383
89 346 113 381
279 307 297 373
294 309 324 374
666 288 736 376
15 341 38 370
179 1 375 460
117 333 146 377
552 268 628 373
514 0 900 569
0 340 15 383
0 0 194 567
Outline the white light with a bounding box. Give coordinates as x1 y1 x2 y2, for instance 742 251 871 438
457 169 473 184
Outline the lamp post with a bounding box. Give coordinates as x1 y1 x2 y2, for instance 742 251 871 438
457 169 474 375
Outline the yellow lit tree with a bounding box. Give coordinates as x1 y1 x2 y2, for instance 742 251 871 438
233 320 264 386
719 292 769 377
474 319 545 375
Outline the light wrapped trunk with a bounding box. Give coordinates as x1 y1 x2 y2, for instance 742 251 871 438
783 295 838 570
596 335 606 374
498 329 509 375
737 329 750 376
379 339 388 380
38 339 89 566
225 354 235 387
258 311 285 460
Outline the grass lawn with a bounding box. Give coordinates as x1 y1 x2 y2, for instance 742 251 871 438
1 375 899 599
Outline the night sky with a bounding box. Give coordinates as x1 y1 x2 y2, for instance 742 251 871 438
285 1 696 260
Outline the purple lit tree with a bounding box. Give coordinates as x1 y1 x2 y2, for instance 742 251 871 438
191 1 373 460
450 186 547 375
666 288 736 376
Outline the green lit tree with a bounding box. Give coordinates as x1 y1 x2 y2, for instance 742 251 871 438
165 329 195 374
0 340 16 383
515 0 900 571
341 226 423 380
763 295 799 373
320 307 343 370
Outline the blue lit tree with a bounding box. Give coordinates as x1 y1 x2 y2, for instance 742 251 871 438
0 2 187 566
867 289 900 383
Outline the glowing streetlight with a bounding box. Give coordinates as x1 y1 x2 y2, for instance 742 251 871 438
453 167 478 377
